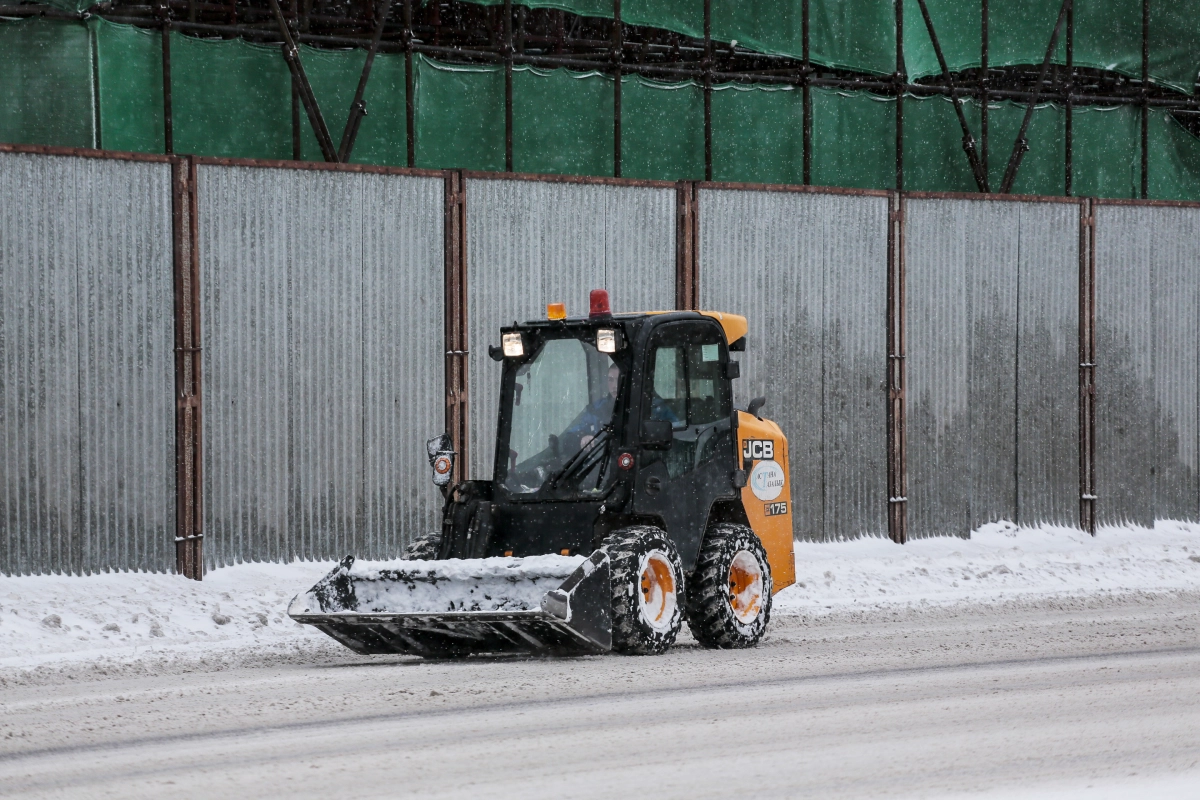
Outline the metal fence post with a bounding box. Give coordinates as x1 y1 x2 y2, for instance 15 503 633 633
171 155 203 578
160 7 174 154
445 170 469 481
676 181 699 310
1079 198 1096 533
887 191 907 543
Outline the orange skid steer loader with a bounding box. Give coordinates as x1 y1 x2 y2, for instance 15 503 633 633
289 291 795 657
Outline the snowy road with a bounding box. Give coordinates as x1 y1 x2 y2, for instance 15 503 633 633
3 591 1200 799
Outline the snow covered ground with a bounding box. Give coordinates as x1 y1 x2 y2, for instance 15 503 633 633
2 520 1200 670
776 520 1200 612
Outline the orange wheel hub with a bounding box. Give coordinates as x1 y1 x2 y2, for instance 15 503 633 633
728 550 764 624
638 551 678 632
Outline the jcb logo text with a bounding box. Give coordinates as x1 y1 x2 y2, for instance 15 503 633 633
742 439 774 461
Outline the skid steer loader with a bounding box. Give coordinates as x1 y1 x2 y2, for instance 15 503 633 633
289 290 796 657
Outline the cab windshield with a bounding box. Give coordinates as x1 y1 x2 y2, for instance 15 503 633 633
500 335 621 497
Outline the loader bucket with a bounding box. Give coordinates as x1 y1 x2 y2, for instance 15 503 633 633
288 551 612 658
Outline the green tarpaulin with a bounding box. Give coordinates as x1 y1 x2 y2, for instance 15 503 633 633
93 17 163 153
0 18 94 148
620 75 705 180
513 66 614 175
711 82 805 183
3 18 1199 200
170 33 292 159
1072 105 1142 198
1149 110 1200 201
811 89 895 190
414 56 505 171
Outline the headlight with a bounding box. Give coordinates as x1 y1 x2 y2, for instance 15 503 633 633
502 332 524 357
596 328 617 353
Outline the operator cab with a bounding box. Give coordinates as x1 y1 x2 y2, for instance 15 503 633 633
471 291 746 571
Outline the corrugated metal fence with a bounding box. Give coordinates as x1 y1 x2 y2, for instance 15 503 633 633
905 196 1081 539
1094 202 1200 527
1 150 175 575
698 186 890 542
4 141 1200 575
198 164 446 568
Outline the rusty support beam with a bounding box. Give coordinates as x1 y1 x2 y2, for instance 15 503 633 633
160 6 174 153
998 0 1071 194
675 181 699 310
702 0 712 182
887 192 907 544
981 0 988 178
1140 0 1149 198
504 0 514 172
894 0 904 191
404 0 415 167
269 0 338 162
1078 199 1096 533
336 0 389 163
172 156 203 579
612 0 622 178
802 0 811 185
1064 0 1073 195
444 170 469 482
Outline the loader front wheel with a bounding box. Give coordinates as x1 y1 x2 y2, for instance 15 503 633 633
602 526 684 655
685 524 772 649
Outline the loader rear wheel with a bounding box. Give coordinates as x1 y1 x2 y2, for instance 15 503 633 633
685 524 772 649
401 534 441 560
602 526 684 655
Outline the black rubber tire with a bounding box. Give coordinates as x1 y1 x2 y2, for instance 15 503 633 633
685 523 773 649
401 533 442 560
601 526 685 655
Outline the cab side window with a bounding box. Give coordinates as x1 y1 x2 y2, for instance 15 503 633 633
686 342 729 425
644 325 732 478
650 346 687 425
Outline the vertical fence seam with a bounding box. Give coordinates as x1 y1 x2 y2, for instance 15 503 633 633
887 191 907 543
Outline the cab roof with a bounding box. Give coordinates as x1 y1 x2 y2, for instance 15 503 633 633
514 310 748 346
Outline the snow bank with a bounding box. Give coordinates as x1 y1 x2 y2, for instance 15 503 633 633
0 561 338 671
776 520 1200 613
4 521 1200 669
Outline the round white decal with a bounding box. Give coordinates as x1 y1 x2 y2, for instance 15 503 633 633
749 459 785 501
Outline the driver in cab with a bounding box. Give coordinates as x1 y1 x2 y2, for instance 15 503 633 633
567 364 678 451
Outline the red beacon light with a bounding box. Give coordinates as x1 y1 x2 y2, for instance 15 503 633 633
589 289 612 319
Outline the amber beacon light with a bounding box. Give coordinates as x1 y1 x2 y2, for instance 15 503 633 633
547 302 567 320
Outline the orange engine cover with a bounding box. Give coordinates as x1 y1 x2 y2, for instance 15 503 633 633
736 411 797 594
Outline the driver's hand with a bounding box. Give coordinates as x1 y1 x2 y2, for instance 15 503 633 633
580 435 594 448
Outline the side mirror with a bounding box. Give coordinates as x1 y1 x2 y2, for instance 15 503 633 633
641 418 673 450
723 361 741 379
747 397 766 418
426 433 456 488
